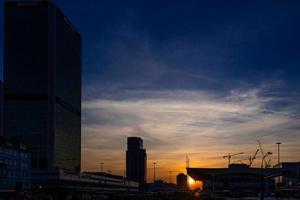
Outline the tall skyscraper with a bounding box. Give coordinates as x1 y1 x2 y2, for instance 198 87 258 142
4 1 81 172
126 137 147 190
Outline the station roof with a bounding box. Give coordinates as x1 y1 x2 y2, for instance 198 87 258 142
187 164 284 180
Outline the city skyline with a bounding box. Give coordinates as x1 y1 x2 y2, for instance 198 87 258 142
1 0 300 184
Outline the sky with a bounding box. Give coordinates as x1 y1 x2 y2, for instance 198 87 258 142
1 0 300 183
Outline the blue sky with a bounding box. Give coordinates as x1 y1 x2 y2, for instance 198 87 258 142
1 0 300 182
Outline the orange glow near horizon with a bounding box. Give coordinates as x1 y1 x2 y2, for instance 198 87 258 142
188 176 203 190
188 176 195 185
82 88 300 184
188 176 195 190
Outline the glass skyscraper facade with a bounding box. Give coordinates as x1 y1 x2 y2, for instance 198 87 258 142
3 1 81 172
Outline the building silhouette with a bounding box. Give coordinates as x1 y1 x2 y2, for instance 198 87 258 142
126 137 147 190
187 164 279 196
3 1 81 172
176 173 187 191
274 162 300 189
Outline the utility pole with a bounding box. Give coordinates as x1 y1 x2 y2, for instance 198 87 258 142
153 162 156 183
276 142 282 186
276 142 281 166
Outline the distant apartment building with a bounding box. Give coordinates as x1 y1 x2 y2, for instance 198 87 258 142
176 173 187 191
126 137 147 191
0 137 31 190
4 1 81 172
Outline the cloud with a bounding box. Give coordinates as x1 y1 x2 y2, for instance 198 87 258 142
81 85 300 181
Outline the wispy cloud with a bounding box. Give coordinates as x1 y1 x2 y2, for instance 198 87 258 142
82 84 300 181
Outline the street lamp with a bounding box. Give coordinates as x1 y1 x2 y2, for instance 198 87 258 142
100 162 104 172
153 162 156 183
276 142 282 187
276 142 281 167
260 152 272 200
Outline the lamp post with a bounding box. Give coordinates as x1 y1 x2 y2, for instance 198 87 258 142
276 142 281 165
100 162 104 172
276 142 281 166
153 162 156 183
276 142 281 187
260 152 272 200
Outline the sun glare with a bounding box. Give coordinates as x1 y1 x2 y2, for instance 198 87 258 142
188 176 195 185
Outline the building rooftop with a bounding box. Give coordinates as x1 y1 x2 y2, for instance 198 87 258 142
5 0 81 38
83 172 124 180
187 164 283 180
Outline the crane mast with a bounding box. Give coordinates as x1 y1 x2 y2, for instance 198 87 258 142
249 149 259 167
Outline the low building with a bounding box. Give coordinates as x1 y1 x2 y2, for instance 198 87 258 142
176 173 187 191
0 137 31 191
83 172 139 193
274 162 300 188
272 162 300 198
30 170 139 199
148 180 177 193
187 164 280 197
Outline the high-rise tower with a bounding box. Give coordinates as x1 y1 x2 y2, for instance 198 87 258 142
4 1 81 172
126 137 147 190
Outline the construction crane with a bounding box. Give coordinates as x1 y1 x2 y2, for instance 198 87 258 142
223 152 244 166
232 149 259 167
258 140 271 168
248 149 259 167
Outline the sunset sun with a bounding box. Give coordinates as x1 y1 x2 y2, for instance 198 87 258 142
188 176 195 185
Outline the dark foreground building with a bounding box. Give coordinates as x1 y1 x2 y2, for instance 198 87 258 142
187 164 281 197
274 162 300 197
3 1 81 172
126 137 147 191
